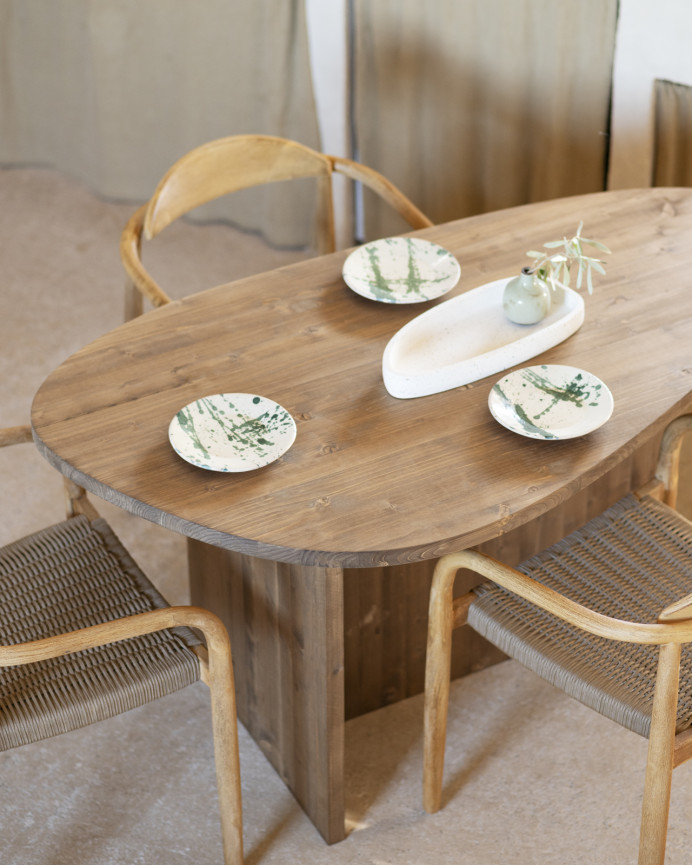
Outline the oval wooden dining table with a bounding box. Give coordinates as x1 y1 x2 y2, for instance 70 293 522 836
32 188 692 843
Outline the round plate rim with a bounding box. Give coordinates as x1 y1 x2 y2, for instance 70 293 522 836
341 236 460 304
168 392 297 472
488 364 614 440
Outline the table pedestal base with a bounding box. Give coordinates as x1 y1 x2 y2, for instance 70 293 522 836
188 544 346 843
188 438 659 844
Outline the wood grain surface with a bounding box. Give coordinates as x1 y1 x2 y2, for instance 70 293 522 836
33 188 692 567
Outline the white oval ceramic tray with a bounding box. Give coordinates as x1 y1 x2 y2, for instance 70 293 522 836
382 277 585 398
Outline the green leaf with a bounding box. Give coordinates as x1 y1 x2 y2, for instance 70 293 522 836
559 262 570 287
582 238 611 254
525 220 608 295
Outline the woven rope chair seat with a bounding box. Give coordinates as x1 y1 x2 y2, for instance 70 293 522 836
469 494 692 738
0 515 201 750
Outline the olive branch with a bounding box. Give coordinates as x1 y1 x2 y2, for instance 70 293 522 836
525 221 611 295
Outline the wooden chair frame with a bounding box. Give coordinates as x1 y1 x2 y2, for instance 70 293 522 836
423 414 692 865
1 425 243 864
120 133 433 320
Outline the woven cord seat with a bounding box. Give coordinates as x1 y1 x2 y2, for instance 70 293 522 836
0 424 244 863
0 514 201 749
422 414 692 865
469 493 692 738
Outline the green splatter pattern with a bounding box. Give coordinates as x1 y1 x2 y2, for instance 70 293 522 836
343 237 460 303
170 393 296 471
490 365 610 440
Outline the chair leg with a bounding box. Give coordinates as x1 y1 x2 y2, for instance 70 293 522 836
638 642 680 865
124 277 144 321
423 559 458 813
655 414 692 507
204 620 244 864
63 476 100 520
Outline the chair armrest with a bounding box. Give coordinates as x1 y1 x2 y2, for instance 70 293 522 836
435 549 692 646
120 203 173 309
329 155 433 230
0 425 33 448
0 605 229 670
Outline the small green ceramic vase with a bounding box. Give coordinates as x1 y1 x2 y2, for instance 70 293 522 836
502 267 551 325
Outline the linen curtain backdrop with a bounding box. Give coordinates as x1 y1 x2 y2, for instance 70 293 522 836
1 0 620 244
0 0 321 247
352 0 619 238
653 79 692 187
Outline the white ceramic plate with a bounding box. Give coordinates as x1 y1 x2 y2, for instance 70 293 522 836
342 237 460 303
169 393 296 471
488 365 614 440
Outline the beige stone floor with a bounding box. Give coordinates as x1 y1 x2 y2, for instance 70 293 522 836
1 166 691 864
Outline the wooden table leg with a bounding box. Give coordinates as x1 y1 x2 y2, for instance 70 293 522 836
187 541 345 844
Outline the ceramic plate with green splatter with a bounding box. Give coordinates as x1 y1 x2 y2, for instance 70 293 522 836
342 237 460 303
488 365 613 440
168 393 296 471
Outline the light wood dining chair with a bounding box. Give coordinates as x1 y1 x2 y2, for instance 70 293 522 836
120 133 433 319
0 424 243 864
423 414 692 865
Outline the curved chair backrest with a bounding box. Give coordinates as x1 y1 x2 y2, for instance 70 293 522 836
121 134 433 319
144 135 336 241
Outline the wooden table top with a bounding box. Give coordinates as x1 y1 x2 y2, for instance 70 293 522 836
32 188 692 567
